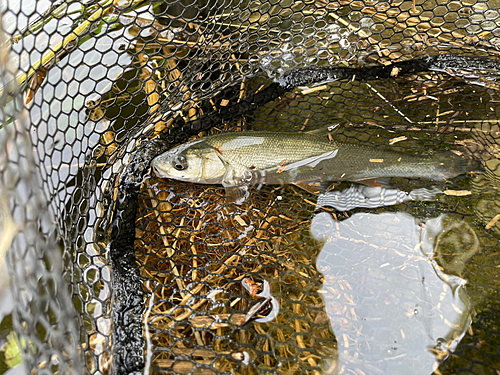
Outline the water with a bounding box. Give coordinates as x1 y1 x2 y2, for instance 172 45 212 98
311 210 473 374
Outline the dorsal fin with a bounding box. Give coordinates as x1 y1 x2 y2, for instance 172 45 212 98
305 122 342 137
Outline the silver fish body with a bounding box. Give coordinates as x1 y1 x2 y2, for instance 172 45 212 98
152 131 478 202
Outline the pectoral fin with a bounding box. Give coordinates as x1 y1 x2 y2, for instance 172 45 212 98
222 166 254 204
283 149 339 171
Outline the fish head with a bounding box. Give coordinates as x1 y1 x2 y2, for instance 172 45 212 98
152 141 227 184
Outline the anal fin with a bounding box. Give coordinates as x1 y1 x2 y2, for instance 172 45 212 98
293 180 329 195
357 178 392 188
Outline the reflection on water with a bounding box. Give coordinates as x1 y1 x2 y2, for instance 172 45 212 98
316 185 441 211
310 210 475 375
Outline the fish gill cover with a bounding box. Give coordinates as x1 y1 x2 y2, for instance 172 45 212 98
1 1 500 375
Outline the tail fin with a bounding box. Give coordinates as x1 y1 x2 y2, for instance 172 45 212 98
451 156 482 175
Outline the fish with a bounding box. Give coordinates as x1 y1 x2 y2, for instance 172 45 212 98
151 131 480 203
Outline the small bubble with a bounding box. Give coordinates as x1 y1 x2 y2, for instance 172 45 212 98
359 17 374 28
282 42 293 52
339 38 350 48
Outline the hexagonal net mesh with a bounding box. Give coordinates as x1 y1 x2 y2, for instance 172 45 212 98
1 1 500 375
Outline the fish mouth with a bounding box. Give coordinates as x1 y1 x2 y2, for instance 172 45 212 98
151 164 171 179
151 157 180 179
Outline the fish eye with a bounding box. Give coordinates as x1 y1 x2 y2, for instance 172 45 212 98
172 155 188 171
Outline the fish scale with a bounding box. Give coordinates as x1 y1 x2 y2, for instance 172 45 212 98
203 132 337 171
